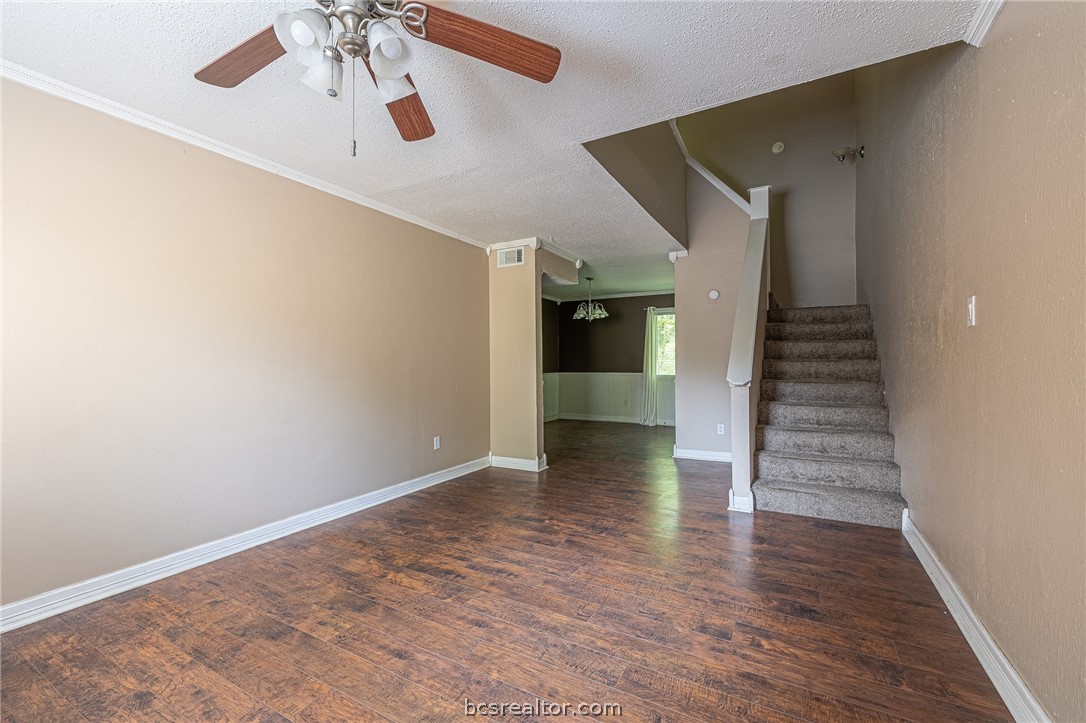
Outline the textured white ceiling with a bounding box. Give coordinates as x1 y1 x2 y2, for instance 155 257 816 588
1 1 979 296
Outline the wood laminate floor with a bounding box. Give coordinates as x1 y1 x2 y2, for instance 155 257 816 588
2 420 1010 721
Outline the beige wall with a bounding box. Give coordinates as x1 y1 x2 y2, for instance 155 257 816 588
678 73 857 308
1 81 491 605
584 121 689 247
674 168 751 454
489 246 543 463
854 4 1086 720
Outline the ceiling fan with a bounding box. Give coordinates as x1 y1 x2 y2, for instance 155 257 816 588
194 0 561 144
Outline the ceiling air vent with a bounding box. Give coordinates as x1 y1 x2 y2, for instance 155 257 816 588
496 247 525 268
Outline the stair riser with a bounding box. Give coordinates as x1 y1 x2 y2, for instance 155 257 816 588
765 340 877 360
761 380 884 405
756 453 901 493
763 359 881 382
766 322 873 341
753 484 903 529
758 427 895 461
759 402 889 430
767 306 871 324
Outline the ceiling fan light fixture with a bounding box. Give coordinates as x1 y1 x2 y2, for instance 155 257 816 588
274 9 331 67
375 75 417 104
301 52 344 98
367 20 414 79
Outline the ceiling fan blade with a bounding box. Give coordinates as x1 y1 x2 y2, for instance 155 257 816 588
386 84 437 142
413 4 561 84
195 25 285 88
362 60 436 142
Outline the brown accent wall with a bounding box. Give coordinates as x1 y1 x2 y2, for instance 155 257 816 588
542 298 560 374
558 294 674 373
1 81 491 605
854 4 1085 718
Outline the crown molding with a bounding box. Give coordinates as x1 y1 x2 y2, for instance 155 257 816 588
486 237 541 256
963 0 1005 47
539 240 584 269
0 61 488 251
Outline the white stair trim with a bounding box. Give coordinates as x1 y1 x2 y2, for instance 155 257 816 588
673 446 732 463
728 489 754 513
902 510 1050 722
490 454 548 472
0 456 491 633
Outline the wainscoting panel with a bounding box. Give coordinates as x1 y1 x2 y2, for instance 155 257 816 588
553 373 674 426
543 373 560 422
656 375 676 426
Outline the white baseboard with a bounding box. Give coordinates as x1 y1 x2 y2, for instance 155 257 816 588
558 413 640 424
490 454 548 472
902 510 1050 723
673 446 733 463
728 488 754 513
543 413 560 423
0 456 491 633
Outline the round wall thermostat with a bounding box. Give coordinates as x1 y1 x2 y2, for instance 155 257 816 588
772 141 785 154
708 290 720 300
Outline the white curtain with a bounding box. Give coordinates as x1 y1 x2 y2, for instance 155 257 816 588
640 307 658 426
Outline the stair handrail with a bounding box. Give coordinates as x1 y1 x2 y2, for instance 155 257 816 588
725 186 771 513
727 187 771 386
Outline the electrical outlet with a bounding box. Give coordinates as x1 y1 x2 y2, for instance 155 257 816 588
967 295 976 327
433 436 441 450
716 424 726 435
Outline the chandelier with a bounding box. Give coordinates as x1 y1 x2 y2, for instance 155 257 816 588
572 277 609 322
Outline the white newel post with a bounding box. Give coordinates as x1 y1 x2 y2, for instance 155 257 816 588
727 186 771 513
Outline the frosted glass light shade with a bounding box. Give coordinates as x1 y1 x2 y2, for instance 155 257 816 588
367 21 414 79
375 76 417 105
274 9 330 67
301 55 343 99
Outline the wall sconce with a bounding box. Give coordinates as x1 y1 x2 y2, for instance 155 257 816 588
832 146 865 166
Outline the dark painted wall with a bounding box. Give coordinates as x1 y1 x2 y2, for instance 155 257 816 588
557 294 674 373
542 298 560 374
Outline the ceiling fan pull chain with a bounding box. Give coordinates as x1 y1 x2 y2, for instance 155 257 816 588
350 56 358 157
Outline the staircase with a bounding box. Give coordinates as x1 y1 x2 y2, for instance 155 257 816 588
752 304 906 528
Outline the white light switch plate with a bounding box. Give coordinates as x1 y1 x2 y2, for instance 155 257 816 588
967 296 976 327
433 436 441 450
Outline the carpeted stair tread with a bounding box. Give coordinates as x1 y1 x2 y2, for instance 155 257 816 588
761 379 885 404
766 321 874 341
759 401 890 430
756 450 901 493
767 305 871 324
753 478 905 529
757 425 895 461
763 358 882 382
765 339 877 360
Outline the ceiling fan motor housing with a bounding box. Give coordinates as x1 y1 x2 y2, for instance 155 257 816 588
331 0 377 58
